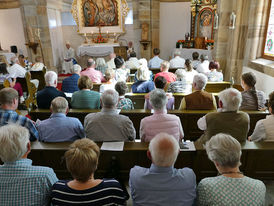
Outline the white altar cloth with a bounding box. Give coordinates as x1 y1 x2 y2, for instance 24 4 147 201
77 44 119 57
172 48 212 61
0 52 16 64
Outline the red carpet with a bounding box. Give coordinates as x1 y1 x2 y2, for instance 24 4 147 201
57 74 72 90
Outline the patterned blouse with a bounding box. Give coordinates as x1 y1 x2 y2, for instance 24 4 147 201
197 175 266 206
207 70 223 82
117 97 134 110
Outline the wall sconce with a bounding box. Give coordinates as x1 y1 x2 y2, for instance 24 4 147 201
229 11 236 30
214 12 219 29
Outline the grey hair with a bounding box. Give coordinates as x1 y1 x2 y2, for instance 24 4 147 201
96 58 107 67
175 69 186 81
137 59 150 81
0 124 29 162
205 133 242 168
72 64 82 73
50 97 68 113
149 89 168 110
149 133 179 167
174 49 181 56
161 61 170 71
193 73 207 90
218 88 242 111
101 89 119 108
45 71 57 86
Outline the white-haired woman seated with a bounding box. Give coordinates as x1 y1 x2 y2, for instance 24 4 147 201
197 133 266 205
51 138 127 205
132 58 155 93
95 58 108 75
140 89 184 142
167 69 191 93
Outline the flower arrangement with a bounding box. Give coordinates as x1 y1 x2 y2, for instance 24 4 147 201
92 33 108 44
176 39 194 48
176 40 185 48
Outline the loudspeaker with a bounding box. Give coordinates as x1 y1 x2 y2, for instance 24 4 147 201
10 45 18 54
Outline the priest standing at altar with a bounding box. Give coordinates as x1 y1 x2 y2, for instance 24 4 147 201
62 42 76 74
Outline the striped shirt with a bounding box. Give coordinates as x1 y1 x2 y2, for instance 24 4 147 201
51 179 127 205
0 109 38 141
0 159 58 206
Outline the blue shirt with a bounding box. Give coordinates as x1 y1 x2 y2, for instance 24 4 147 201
0 109 38 141
37 113 85 142
0 159 58 206
61 74 80 93
37 86 67 109
129 164 196 206
132 81 155 93
148 56 164 68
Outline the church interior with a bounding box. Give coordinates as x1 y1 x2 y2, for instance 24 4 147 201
0 0 274 205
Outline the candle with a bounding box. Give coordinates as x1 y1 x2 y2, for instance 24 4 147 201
84 33 86 37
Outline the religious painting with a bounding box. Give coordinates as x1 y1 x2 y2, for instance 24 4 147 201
71 0 129 35
83 0 119 27
197 7 214 39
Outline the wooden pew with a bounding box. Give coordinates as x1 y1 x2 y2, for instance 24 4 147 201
30 68 46 91
27 141 274 181
205 81 231 93
29 109 269 141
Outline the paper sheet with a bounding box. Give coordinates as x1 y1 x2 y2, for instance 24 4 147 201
101 141 124 151
180 141 196 151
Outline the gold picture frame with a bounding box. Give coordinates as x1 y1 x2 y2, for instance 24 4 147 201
71 0 129 35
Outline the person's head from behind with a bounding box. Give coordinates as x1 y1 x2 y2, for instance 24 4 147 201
65 138 100 183
153 48 160 56
175 69 186 81
209 61 220 71
50 97 69 114
268 91 274 114
45 71 58 87
174 49 181 57
0 62 8 74
241 72 256 91
0 88 19 110
130 51 137 58
148 133 179 167
218 88 242 112
185 59 193 71
96 58 106 68
114 56 125 69
87 58 95 68
154 76 167 89
160 61 170 72
149 89 167 111
200 54 208 62
192 52 199 60
35 56 43 63
205 133 241 171
0 124 30 163
78 75 93 90
104 68 115 82
137 59 150 81
193 73 207 90
115 81 128 96
72 64 82 75
101 89 119 109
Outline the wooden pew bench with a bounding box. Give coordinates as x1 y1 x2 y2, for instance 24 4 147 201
27 141 274 181
29 109 269 141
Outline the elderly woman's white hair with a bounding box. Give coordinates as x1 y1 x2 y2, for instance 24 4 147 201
149 133 179 167
96 58 107 67
101 89 119 108
137 58 150 81
50 97 68 113
175 69 186 81
45 71 57 86
218 88 242 112
0 124 29 162
174 49 181 57
205 133 242 168
72 64 82 73
149 89 168 110
193 73 207 90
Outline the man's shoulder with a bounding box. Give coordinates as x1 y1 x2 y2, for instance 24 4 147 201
130 166 148 177
27 164 56 178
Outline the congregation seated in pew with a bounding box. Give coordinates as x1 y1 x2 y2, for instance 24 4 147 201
130 133 196 206
51 138 127 205
183 59 198 84
100 68 116 93
81 58 104 84
196 88 249 145
61 64 81 93
36 97 85 142
114 56 130 82
207 61 223 82
167 68 192 93
140 89 184 142
249 91 274 141
125 51 140 70
148 48 164 69
180 73 217 110
71 75 100 109
197 133 266 205
196 54 210 75
115 81 134 110
169 49 185 68
154 61 176 83
95 57 108 75
84 89 136 141
192 51 201 69
0 124 58 205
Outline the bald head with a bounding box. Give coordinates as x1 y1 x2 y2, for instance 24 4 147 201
149 133 179 167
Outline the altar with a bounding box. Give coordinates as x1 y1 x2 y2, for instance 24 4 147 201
77 44 120 57
172 48 213 61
